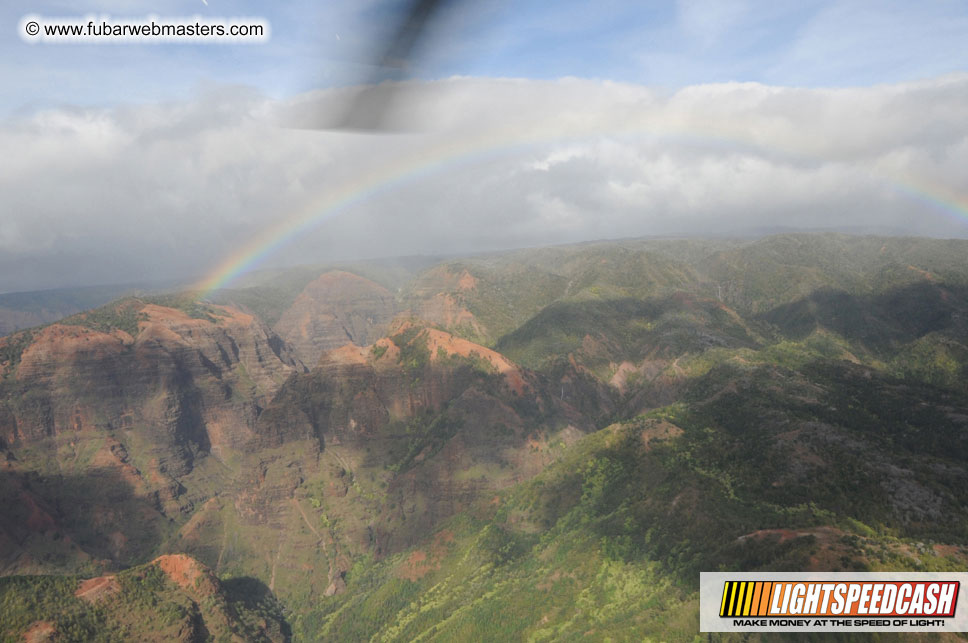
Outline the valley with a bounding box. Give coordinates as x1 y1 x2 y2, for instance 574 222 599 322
2 233 967 641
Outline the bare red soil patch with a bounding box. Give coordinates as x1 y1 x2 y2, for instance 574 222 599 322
153 554 217 596
396 530 455 581
456 270 478 291
75 575 119 603
640 421 683 449
321 344 370 366
22 621 56 643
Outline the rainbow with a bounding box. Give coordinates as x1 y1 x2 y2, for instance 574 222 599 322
885 175 968 225
195 109 968 295
195 114 603 294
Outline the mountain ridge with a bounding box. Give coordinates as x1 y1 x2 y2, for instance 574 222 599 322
2 232 967 640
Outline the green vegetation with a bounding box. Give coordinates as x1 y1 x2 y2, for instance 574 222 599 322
4 234 968 641
285 236 968 639
297 357 968 639
889 333 968 390
0 329 34 376
60 298 146 337
0 575 105 641
0 287 236 351
391 325 431 375
141 293 221 322
497 295 759 373
0 559 286 642
386 412 463 474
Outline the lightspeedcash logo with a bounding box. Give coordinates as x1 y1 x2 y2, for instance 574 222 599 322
701 572 968 633
719 580 957 617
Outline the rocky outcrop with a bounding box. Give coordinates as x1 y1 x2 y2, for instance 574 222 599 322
251 322 593 554
255 322 540 449
0 300 307 574
0 301 301 468
153 554 221 596
273 271 397 366
406 266 488 341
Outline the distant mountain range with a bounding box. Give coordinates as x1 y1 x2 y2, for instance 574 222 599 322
0 280 193 337
1 233 967 640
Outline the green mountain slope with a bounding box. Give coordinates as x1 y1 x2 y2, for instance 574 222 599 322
0 555 287 642
2 233 968 641
298 356 968 640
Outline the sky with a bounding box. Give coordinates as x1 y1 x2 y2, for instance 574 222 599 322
1 0 968 293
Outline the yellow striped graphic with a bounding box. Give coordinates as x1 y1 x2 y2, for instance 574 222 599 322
720 581 772 617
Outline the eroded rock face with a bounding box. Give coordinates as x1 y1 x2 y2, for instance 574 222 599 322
255 322 540 449
0 302 301 467
250 323 594 555
0 301 305 572
0 305 603 607
273 271 397 367
406 266 488 341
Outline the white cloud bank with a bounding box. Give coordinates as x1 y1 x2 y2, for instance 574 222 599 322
1 75 967 292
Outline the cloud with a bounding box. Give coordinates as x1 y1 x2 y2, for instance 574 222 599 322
0 75 966 293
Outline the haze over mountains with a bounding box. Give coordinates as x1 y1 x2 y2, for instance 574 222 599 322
3 72 968 295
2 232 967 640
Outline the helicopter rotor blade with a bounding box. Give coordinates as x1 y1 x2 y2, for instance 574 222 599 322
322 0 454 131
